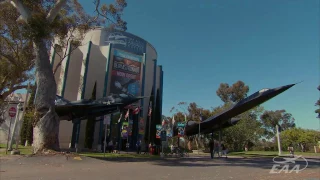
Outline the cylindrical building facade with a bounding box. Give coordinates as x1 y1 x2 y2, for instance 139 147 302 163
50 27 163 150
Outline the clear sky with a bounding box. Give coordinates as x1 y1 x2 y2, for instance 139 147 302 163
79 0 319 130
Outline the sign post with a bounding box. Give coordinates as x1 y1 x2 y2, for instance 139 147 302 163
8 107 17 118
103 115 111 158
6 107 16 154
8 103 22 151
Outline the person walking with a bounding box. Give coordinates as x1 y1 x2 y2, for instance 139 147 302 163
221 142 228 158
212 140 220 158
288 143 294 157
136 139 142 154
209 139 214 159
108 140 114 153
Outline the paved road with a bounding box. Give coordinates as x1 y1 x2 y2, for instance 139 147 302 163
0 155 319 180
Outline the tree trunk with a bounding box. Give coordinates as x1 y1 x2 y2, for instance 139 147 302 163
33 40 60 154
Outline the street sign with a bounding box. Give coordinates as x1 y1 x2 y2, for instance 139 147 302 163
8 107 16 117
160 131 166 141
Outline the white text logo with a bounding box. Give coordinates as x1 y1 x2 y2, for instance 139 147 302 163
269 155 308 174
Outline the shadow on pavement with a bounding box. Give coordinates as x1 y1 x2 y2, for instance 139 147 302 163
88 155 319 170
2 153 318 172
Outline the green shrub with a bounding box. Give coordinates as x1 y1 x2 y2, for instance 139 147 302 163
20 111 34 145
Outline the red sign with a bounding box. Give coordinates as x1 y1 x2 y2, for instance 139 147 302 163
8 107 16 117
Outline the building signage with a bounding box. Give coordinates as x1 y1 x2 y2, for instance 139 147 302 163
105 31 147 55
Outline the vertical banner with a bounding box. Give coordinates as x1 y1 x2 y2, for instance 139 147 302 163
156 124 162 139
138 117 145 135
161 118 172 137
128 119 133 136
121 122 129 139
166 125 172 138
177 122 185 137
109 49 143 100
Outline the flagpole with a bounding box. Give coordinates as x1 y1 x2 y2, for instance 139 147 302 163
126 108 129 153
148 105 151 144
198 110 201 155
171 115 174 146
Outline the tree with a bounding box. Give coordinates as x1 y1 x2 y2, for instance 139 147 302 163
171 102 211 122
260 110 296 138
1 0 127 154
216 80 249 103
315 85 320 114
0 3 35 101
222 106 264 151
84 81 96 149
280 128 320 151
170 101 213 150
215 81 264 151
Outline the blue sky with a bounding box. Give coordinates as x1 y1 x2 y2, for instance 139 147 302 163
78 0 319 130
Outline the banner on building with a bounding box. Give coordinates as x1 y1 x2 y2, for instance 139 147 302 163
177 122 185 137
121 122 129 139
109 49 143 99
128 119 133 136
156 124 162 139
161 118 172 138
138 117 145 135
166 125 172 138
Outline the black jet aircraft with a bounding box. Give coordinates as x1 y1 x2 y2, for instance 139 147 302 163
55 93 144 121
172 83 296 136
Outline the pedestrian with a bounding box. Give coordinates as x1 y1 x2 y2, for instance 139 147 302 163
136 139 142 154
288 143 294 157
108 140 114 153
149 143 152 155
170 144 175 155
209 139 214 159
212 140 220 158
221 143 228 158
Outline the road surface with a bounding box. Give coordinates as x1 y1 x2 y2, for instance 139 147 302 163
0 154 319 180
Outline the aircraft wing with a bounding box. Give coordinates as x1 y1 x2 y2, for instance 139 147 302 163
55 94 145 121
184 83 296 136
177 118 240 136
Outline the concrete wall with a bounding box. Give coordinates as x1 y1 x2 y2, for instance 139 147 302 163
58 121 73 149
77 119 87 149
139 43 158 142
